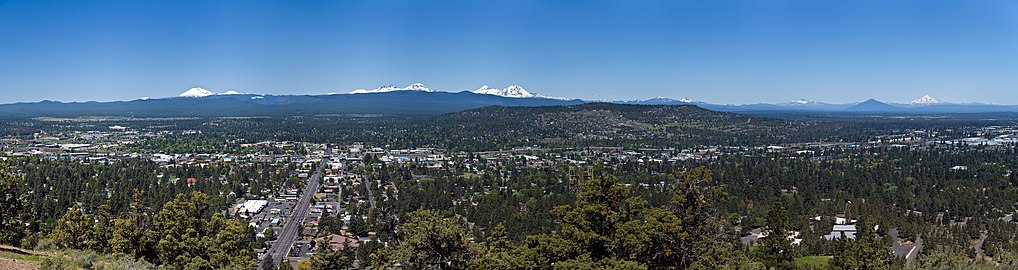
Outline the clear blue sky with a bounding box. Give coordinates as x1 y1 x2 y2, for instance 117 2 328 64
1 0 1016 104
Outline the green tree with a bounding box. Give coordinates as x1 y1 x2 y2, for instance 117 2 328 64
473 168 756 269
150 192 255 269
112 191 153 259
49 204 93 250
832 220 896 269
87 204 114 253
486 223 514 253
307 245 354 270
372 209 480 269
761 200 793 269
348 215 368 237
209 216 257 268
318 213 343 235
276 260 294 270
0 171 26 246
261 256 275 270
264 226 276 240
474 223 537 270
669 167 750 269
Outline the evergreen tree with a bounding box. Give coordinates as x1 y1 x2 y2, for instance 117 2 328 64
761 200 793 269
0 171 26 246
49 204 93 250
832 220 896 269
87 204 114 253
372 209 480 269
307 245 354 270
112 191 153 259
150 192 255 269
261 256 275 270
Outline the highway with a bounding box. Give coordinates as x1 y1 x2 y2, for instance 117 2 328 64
266 170 321 267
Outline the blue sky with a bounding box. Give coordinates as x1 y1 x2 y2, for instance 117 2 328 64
1 0 1016 104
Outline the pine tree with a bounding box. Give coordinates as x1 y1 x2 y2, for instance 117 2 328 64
87 204 114 253
762 200 793 269
307 245 353 270
50 204 93 250
0 172 26 246
112 191 153 259
372 210 480 269
832 219 896 269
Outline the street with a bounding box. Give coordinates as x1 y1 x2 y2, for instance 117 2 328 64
266 170 321 267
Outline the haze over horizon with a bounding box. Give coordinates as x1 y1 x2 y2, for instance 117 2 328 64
1 0 1016 104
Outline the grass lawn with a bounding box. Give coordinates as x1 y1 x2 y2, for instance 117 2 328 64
794 255 833 268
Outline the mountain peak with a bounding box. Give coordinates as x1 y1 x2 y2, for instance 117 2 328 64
789 98 815 105
847 98 903 112
179 87 215 98
349 83 433 94
405 83 430 91
473 84 535 98
909 95 941 105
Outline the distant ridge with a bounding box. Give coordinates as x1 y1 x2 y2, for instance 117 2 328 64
846 99 903 112
6 86 1018 117
0 90 584 118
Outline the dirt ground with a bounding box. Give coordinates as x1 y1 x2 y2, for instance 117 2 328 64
0 245 42 270
0 257 38 270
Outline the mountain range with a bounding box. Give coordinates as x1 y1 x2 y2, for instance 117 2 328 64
3 84 1018 118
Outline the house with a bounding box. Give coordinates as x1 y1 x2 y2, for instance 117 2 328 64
825 224 858 240
319 234 360 251
301 228 317 241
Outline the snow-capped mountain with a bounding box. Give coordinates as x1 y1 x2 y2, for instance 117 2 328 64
909 95 941 105
473 85 536 98
679 98 692 103
178 88 251 97
349 83 433 94
783 99 823 105
179 87 216 98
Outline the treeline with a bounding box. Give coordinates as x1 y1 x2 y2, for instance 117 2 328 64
15 106 1000 153
1 157 296 246
364 168 901 269
364 145 1018 268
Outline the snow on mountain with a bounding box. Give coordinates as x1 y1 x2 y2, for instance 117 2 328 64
178 88 254 97
783 98 822 105
179 87 215 98
349 83 433 94
679 98 692 103
472 85 536 98
909 95 941 105
473 85 501 95
535 94 571 100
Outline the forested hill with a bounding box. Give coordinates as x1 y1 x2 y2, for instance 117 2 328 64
0 91 585 118
17 103 867 152
407 103 828 150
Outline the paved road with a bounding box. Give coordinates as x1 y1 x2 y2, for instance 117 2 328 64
909 234 923 263
267 170 321 267
364 174 377 211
